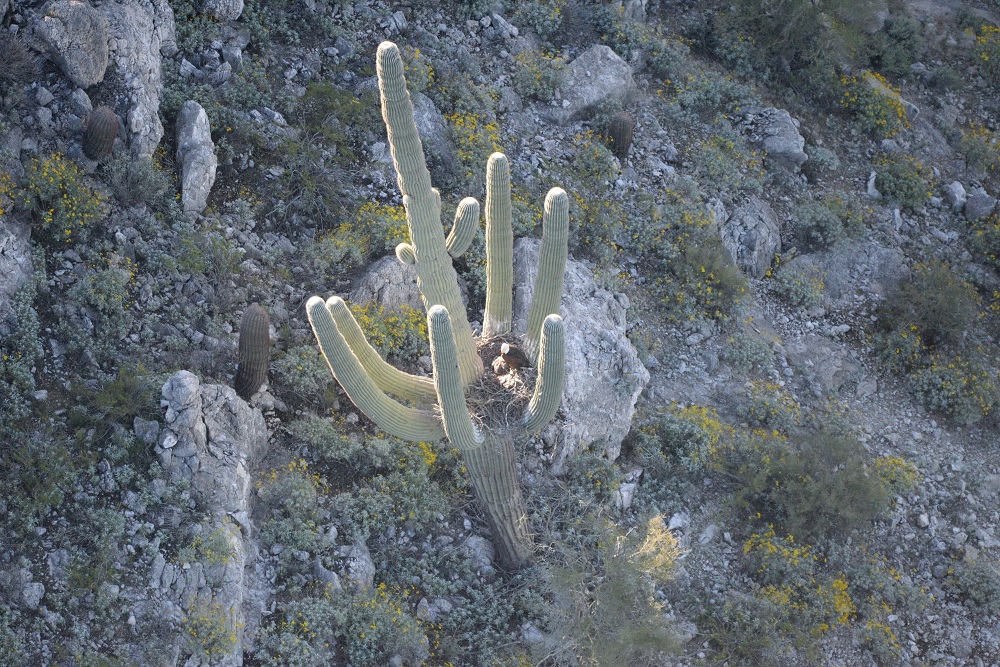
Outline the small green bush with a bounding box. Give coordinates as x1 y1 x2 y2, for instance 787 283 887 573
271 344 338 409
974 24 1000 85
772 261 825 309
257 459 327 559
512 50 567 102
692 132 765 198
721 330 775 375
793 201 845 250
865 15 923 79
951 559 1000 615
969 212 1000 271
909 354 998 425
874 152 933 209
736 380 801 434
513 0 566 43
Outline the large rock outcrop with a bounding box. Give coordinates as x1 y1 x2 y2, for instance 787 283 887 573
547 45 634 125
151 370 268 667
513 238 649 468
737 107 808 172
101 0 176 158
176 101 218 216
33 0 110 88
720 197 781 279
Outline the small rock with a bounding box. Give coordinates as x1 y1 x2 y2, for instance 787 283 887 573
917 513 930 528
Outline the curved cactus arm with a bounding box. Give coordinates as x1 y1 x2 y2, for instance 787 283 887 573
307 296 445 442
428 304 532 569
523 187 569 363
523 314 565 434
395 243 416 265
378 42 482 386
325 297 437 405
483 153 514 338
427 305 482 450
446 197 480 258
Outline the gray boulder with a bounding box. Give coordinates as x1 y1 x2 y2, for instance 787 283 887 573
737 107 807 172
782 335 863 396
412 91 454 172
101 0 176 158
788 240 908 308
944 181 967 212
965 189 998 221
200 0 243 21
513 238 649 467
0 218 33 336
350 255 423 312
176 101 218 215
547 45 634 125
720 197 781 279
33 0 110 88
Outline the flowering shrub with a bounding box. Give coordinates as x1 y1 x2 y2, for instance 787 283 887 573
183 601 242 660
974 24 1000 84
512 50 566 101
348 302 429 362
737 380 801 433
840 71 910 139
873 455 920 496
21 153 108 245
445 112 502 189
970 212 1000 271
693 133 765 197
512 0 565 42
401 46 434 94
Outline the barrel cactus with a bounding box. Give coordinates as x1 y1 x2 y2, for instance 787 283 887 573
608 110 635 161
235 303 271 400
306 41 570 570
82 106 118 160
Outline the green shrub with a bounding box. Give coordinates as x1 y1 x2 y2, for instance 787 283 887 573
802 146 841 179
20 153 108 245
256 586 428 667
0 281 43 429
909 354 998 425
512 50 567 102
547 517 681 666
721 330 775 375
793 201 845 250
183 600 242 661
969 212 1000 271
692 132 765 198
513 0 566 43
865 15 923 79
271 344 338 409
257 459 327 557
446 111 503 191
958 122 1000 177
736 432 891 541
772 261 825 309
736 380 801 433
348 302 428 363
951 559 1000 615
873 152 933 209
840 71 911 139
876 260 979 350
100 153 173 211
974 24 1000 85
401 46 434 95
592 4 690 81
668 71 756 120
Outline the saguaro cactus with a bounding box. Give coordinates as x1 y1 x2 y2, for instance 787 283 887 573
83 106 119 160
306 41 570 570
235 303 271 400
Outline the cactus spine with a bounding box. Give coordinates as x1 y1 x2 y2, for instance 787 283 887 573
608 110 635 161
234 303 270 400
307 42 570 570
83 106 118 160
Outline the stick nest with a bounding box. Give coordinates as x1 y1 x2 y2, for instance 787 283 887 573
464 335 537 431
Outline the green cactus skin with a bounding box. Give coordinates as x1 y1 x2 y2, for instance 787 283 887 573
307 295 445 442
428 305 533 568
523 188 569 363
234 303 270 400
445 196 480 258
608 111 635 161
306 41 574 570
82 106 118 161
377 42 483 386
483 153 514 338
523 314 565 434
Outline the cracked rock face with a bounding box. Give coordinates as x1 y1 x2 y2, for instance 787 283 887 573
737 106 808 172
33 0 110 88
513 238 649 468
547 45 635 125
